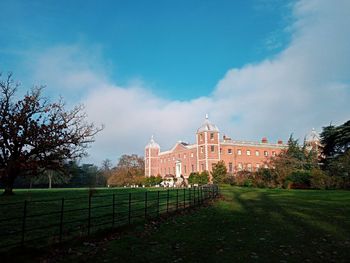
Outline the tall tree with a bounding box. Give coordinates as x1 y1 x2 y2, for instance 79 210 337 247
211 161 227 184
107 154 145 186
0 73 102 195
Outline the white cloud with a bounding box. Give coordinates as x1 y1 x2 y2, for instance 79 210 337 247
22 0 350 165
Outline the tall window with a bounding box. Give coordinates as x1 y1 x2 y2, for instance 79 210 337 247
184 165 187 174
256 164 260 170
184 154 186 159
247 163 252 172
191 164 194 172
229 162 233 173
228 149 232 154
238 163 243 171
264 151 268 157
272 151 276 157
247 150 251 156
200 134 203 141
255 150 260 156
191 152 194 158
237 149 242 155
200 146 204 153
211 145 215 152
210 133 214 140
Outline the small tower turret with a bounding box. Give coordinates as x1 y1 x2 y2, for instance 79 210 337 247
144 136 160 177
196 114 220 176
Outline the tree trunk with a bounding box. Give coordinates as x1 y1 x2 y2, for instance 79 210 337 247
48 173 52 189
2 174 15 196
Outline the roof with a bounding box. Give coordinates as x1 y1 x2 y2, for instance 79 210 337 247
306 128 321 142
145 136 160 149
221 139 287 149
197 114 219 133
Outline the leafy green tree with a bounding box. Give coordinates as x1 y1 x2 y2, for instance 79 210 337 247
188 172 200 184
211 161 227 184
199 171 209 184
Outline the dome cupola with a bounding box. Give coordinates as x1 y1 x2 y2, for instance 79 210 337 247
197 114 219 133
145 135 160 149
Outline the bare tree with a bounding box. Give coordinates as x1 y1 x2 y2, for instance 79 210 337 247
0 73 103 195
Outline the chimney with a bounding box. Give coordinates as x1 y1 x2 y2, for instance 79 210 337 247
262 137 268 143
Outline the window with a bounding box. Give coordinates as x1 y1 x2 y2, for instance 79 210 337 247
228 149 232 154
191 164 194 172
211 145 215 152
247 150 251 156
220 148 222 154
264 151 268 157
200 134 203 141
237 149 242 155
272 151 276 157
184 154 186 159
247 163 252 172
173 167 175 174
256 164 260 170
184 165 187 174
201 164 204 171
210 133 214 140
229 162 233 173
200 146 204 153
191 152 194 158
238 163 243 171
255 150 260 156
173 156 175 160
264 164 268 169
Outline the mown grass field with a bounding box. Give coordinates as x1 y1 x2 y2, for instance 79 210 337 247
0 187 211 252
47 186 350 263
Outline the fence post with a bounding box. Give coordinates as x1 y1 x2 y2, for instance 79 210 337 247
166 189 169 213
128 193 131 224
201 187 203 204
112 194 115 228
144 191 148 219
183 188 186 209
21 200 27 247
193 187 196 206
176 189 179 211
59 198 64 243
88 194 92 236
157 191 160 216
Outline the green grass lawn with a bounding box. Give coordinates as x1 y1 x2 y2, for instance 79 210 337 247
0 187 211 252
49 186 350 263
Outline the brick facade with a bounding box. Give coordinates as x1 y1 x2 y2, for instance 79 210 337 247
145 116 288 178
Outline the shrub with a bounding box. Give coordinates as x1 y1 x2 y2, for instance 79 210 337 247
310 169 330 189
223 175 236 185
285 170 311 189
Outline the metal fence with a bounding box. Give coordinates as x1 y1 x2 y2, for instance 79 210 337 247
0 185 218 251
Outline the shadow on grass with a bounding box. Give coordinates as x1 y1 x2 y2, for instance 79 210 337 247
7 187 349 263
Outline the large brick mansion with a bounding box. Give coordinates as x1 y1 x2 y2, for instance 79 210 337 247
144 115 293 179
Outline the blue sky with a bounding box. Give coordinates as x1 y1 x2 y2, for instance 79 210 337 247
1 0 349 165
1 0 290 99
